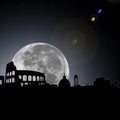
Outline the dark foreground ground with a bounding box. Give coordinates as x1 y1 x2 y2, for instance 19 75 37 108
0 87 119 119
0 87 119 102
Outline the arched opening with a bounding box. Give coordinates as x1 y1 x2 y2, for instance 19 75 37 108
12 78 15 83
10 72 12 76
37 76 40 81
7 73 9 76
21 83 23 87
40 76 44 82
23 75 27 81
0 80 2 85
10 78 12 83
19 75 22 79
12 71 15 76
28 75 32 81
33 76 36 81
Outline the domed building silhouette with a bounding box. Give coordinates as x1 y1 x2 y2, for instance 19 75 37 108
58 74 71 88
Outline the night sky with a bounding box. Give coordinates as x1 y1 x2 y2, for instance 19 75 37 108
0 0 120 86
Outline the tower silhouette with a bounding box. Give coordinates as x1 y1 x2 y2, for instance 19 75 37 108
74 74 79 86
5 61 20 87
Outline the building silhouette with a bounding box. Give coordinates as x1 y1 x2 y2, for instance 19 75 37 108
58 74 71 88
0 61 118 88
94 77 115 88
74 74 79 86
5 62 19 87
17 70 47 87
4 61 47 87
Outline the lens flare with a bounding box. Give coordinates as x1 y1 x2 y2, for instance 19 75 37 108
98 9 102 14
51 19 99 65
91 17 96 22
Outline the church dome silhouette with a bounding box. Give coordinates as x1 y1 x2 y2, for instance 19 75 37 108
58 74 71 88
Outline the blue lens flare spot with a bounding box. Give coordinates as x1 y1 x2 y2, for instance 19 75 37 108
98 9 102 14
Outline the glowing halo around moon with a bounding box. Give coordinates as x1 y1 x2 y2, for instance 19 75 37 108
12 42 70 85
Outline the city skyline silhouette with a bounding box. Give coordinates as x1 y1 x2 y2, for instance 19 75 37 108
0 61 118 88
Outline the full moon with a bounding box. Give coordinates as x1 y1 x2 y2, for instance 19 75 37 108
12 43 69 85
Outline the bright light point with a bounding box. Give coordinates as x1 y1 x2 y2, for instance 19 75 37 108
91 17 96 22
98 9 102 14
